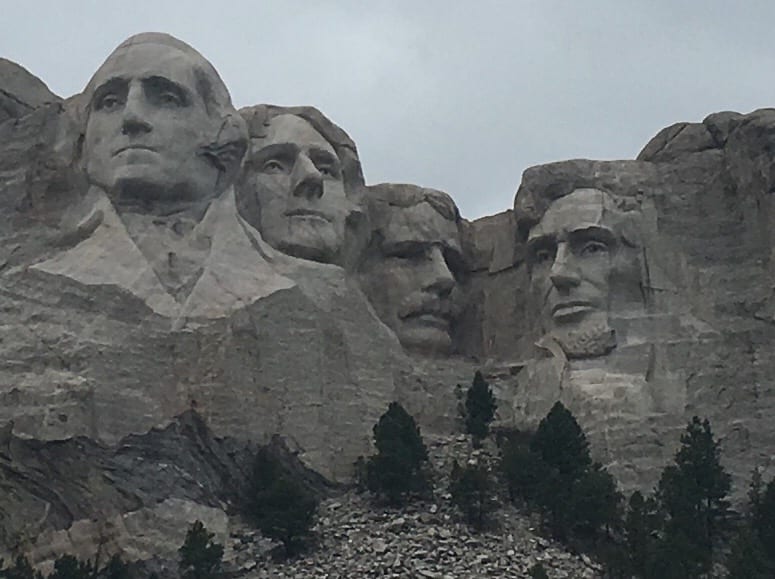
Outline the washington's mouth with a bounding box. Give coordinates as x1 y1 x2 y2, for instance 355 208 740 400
113 145 157 156
551 301 595 320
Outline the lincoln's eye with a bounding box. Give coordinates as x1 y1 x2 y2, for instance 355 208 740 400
580 241 609 256
262 160 286 174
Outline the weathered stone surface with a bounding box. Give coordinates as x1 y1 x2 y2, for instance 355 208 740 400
0 58 59 124
5 30 775 572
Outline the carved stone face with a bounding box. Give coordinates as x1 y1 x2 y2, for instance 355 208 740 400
527 188 638 357
83 41 219 205
360 200 463 355
245 114 349 263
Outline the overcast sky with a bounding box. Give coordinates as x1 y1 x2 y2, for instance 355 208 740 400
2 1 774 219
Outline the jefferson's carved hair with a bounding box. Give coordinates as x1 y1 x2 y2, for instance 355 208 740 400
239 104 364 196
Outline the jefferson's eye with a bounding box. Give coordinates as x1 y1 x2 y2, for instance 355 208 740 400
533 248 554 265
580 241 609 256
262 160 286 174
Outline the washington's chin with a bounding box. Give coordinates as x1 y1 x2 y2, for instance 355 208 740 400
397 322 452 355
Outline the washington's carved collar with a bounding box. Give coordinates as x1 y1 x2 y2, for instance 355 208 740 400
33 187 295 325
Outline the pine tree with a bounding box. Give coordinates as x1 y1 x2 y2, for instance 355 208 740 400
49 556 93 579
0 556 42 579
500 432 550 504
449 460 491 530
366 402 429 505
463 371 497 445
528 563 549 579
246 446 318 557
530 401 591 482
98 555 131 579
752 476 775 558
655 416 731 578
178 520 224 579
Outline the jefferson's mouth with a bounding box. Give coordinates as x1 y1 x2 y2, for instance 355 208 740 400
113 145 157 156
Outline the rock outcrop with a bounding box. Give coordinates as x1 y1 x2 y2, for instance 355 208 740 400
3 32 775 570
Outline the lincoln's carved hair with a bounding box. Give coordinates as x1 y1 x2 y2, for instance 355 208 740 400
513 163 641 247
239 104 364 195
74 32 247 184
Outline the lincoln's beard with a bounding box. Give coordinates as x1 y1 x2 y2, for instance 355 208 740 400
548 312 616 359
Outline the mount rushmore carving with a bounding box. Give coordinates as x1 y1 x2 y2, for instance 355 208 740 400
2 31 775 562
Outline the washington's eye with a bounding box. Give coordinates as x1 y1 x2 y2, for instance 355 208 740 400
96 93 123 111
580 241 609 256
262 160 286 174
159 91 183 107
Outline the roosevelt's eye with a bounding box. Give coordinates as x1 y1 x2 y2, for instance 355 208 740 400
262 160 287 174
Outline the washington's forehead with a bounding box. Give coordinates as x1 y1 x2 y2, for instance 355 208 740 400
529 188 616 239
89 43 199 90
261 114 335 156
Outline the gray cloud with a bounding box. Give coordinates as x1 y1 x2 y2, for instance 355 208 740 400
3 0 775 218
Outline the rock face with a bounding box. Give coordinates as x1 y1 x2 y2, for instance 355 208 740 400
3 31 775 569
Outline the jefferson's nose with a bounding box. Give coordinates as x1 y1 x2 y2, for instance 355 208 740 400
549 243 580 291
424 246 455 296
121 85 152 136
291 154 324 199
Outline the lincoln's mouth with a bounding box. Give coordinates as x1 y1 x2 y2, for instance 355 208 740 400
551 301 596 321
113 145 157 156
285 209 331 223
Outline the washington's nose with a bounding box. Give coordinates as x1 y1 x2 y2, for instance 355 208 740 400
121 87 152 136
291 154 324 199
549 244 580 291
424 246 455 296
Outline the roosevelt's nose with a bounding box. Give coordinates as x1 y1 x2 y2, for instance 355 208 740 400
423 246 455 296
549 243 580 291
291 154 324 199
121 85 152 136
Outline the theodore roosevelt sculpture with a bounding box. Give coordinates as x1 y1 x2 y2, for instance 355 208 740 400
34 33 292 320
359 183 464 355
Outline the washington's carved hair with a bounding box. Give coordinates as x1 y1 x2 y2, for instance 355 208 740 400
73 32 248 181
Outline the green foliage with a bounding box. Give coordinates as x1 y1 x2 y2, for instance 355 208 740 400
449 460 492 529
530 402 591 482
0 556 43 579
654 416 731 578
528 562 549 579
463 371 497 444
98 555 130 579
726 527 774 579
366 402 429 505
246 446 318 557
752 476 775 557
178 520 224 579
500 433 550 504
49 556 92 579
